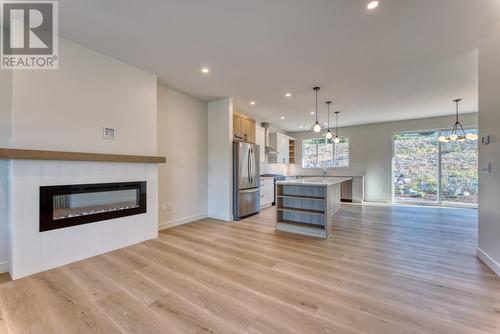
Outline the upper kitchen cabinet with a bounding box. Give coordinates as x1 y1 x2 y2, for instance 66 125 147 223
269 132 295 164
289 139 295 164
233 113 256 144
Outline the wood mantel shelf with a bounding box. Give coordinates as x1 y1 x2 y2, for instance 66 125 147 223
0 148 166 164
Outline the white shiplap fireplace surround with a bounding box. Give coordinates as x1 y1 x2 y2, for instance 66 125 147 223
6 153 162 280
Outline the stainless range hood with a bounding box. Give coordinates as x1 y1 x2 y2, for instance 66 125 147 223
262 122 278 155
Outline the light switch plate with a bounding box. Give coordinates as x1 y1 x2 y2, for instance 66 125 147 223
103 127 117 140
481 162 492 174
481 135 490 145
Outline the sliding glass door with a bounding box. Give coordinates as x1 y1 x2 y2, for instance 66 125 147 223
393 132 439 203
440 129 479 205
393 129 478 206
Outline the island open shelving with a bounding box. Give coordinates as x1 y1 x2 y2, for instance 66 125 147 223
275 177 351 238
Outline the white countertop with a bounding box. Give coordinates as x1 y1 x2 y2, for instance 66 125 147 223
287 175 365 178
275 176 352 186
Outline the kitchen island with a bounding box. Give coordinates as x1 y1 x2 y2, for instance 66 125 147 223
275 177 351 238
286 175 365 203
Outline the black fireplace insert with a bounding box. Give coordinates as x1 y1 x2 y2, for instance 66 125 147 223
40 181 147 232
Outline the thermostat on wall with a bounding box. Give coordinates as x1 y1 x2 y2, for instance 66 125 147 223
103 127 117 140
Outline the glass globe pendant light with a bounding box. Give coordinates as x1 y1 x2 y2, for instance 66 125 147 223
466 132 479 141
438 99 477 143
312 87 322 133
325 101 333 139
333 111 341 144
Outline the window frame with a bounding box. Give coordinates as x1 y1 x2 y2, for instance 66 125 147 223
301 136 350 169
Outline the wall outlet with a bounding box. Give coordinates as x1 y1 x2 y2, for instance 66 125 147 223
481 162 492 174
103 127 117 140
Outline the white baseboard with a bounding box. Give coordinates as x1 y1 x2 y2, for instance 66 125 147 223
159 213 208 231
477 247 500 276
207 213 233 222
0 261 9 274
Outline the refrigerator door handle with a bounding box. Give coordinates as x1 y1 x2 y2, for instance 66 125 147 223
247 147 251 184
252 146 256 184
240 188 259 194
250 146 253 184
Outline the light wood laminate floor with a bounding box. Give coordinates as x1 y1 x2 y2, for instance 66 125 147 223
1 205 499 334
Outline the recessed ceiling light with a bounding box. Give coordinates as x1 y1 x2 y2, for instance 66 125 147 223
299 125 304 129
250 101 256 105
201 67 210 74
285 93 292 98
310 111 315 115
280 116 285 120
367 1 379 10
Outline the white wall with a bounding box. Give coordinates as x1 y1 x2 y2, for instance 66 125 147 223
157 85 208 229
11 38 157 155
0 163 8 273
207 98 233 221
478 21 500 276
0 37 158 275
289 114 478 202
0 70 12 273
0 70 12 147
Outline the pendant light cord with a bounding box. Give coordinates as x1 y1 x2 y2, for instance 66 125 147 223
453 99 466 137
313 87 320 123
335 111 340 137
327 103 330 130
326 101 331 130
316 91 318 123
315 88 319 123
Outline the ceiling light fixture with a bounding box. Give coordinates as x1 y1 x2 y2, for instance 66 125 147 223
201 67 210 74
280 116 285 120
438 99 478 142
299 125 304 129
285 93 292 98
310 111 315 115
325 101 333 140
312 87 322 133
250 101 256 106
334 111 341 144
367 1 379 10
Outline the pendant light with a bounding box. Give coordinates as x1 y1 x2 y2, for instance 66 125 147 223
333 111 341 143
325 101 333 139
312 87 322 133
438 99 478 143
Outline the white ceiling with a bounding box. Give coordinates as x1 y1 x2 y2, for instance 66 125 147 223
59 0 500 131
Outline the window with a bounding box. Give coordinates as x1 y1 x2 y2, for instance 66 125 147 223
302 137 349 168
393 129 478 206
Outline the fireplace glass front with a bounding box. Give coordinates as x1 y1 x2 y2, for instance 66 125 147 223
40 181 146 232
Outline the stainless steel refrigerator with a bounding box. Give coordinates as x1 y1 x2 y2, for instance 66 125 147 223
233 141 260 220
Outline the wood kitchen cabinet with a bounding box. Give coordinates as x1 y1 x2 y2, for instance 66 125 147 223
233 113 256 144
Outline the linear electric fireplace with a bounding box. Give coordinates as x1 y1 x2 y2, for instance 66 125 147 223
40 181 147 232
